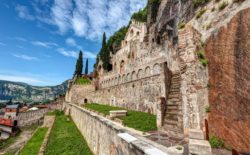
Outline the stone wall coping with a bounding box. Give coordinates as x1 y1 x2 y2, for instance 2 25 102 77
67 102 184 155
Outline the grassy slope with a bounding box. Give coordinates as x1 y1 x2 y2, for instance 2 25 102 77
84 103 157 132
75 77 91 85
19 127 48 155
45 115 92 155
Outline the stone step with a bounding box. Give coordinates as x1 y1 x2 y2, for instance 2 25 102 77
169 87 180 92
172 75 181 80
168 93 180 99
169 91 180 96
168 98 180 102
165 113 178 120
164 119 178 126
166 104 179 107
170 83 181 88
166 105 178 109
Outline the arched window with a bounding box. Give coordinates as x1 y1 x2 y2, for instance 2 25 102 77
120 60 125 74
137 31 140 36
130 29 134 35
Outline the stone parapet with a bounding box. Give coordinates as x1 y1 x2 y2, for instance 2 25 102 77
63 102 184 155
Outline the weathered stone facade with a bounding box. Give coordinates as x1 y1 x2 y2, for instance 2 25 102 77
66 0 250 153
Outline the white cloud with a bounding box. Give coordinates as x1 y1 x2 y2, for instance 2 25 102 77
0 42 6 46
14 37 27 42
57 48 96 59
15 5 35 20
51 0 73 34
12 54 39 61
66 38 77 47
16 0 147 40
57 48 78 58
65 38 82 49
31 41 58 48
0 74 45 85
83 51 97 59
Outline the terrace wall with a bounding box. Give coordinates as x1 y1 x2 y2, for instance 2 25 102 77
63 102 183 155
17 104 61 127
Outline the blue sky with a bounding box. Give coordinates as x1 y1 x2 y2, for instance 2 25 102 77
0 0 146 86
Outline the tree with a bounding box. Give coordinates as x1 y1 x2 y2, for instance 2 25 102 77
100 32 111 71
74 51 83 76
85 58 89 75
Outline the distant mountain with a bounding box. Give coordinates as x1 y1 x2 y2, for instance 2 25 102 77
0 80 68 103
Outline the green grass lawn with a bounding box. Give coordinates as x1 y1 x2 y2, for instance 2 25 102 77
19 127 48 155
84 103 157 132
45 115 93 155
46 109 64 116
75 77 91 85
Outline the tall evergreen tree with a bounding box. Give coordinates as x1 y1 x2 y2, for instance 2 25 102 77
100 32 111 71
74 51 83 76
85 58 89 75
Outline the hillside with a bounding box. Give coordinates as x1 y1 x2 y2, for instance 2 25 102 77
0 80 68 103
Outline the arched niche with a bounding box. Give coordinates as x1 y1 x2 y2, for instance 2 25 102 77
137 69 144 79
145 66 151 76
153 63 161 74
132 71 136 81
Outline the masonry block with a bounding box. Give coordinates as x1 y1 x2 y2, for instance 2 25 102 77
189 139 212 155
189 129 204 140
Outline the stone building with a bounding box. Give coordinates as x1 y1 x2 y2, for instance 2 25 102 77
66 0 250 153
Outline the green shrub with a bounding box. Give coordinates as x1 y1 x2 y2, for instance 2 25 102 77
218 1 228 10
131 7 148 22
201 59 209 66
178 22 186 29
197 50 209 67
197 50 205 59
193 0 210 8
209 135 224 148
205 106 211 113
196 8 207 19
107 26 128 54
75 77 91 85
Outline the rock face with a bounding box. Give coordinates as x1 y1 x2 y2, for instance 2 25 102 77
205 8 250 153
0 80 68 102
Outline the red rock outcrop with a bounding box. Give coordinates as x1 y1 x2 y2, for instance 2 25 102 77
205 8 250 153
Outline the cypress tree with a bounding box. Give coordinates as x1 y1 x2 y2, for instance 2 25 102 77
100 32 111 71
85 58 89 75
74 51 83 76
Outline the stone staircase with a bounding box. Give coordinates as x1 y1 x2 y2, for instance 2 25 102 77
162 62 186 140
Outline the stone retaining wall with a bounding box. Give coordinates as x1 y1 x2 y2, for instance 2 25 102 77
63 102 183 155
17 104 61 127
66 72 165 115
